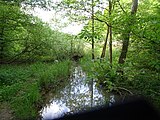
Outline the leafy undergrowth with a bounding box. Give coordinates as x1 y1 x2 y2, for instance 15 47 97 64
80 54 160 110
0 60 71 119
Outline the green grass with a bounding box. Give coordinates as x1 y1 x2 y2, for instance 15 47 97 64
0 60 71 119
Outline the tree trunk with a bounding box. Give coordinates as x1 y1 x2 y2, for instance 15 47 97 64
101 26 109 59
109 0 112 65
109 26 112 65
91 0 94 60
118 0 138 64
118 33 130 64
0 12 5 63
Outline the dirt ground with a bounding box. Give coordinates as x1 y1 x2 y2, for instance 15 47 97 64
0 103 14 120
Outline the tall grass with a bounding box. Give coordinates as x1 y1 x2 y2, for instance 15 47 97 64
0 60 71 119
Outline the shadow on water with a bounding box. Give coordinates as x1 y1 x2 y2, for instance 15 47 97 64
39 65 119 120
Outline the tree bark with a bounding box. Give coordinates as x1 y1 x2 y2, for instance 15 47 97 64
101 26 109 59
118 0 138 64
0 12 6 62
100 0 112 64
109 0 112 65
91 0 94 60
109 26 112 65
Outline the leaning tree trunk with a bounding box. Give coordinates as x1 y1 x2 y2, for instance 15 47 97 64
118 0 138 64
101 26 109 59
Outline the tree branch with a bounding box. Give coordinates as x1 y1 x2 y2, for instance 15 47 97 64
118 0 126 13
116 86 133 95
94 16 110 27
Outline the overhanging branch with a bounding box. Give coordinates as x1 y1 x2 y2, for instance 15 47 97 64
94 16 110 27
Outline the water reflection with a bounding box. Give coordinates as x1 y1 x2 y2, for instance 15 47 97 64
41 101 70 120
40 66 109 120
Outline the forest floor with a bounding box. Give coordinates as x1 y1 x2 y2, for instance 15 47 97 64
0 103 13 120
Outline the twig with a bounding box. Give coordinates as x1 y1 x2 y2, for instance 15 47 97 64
94 16 110 27
116 86 133 95
118 0 126 13
148 90 160 96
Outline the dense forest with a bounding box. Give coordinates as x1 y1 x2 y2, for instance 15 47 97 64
0 0 160 119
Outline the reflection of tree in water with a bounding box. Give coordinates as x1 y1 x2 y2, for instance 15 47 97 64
40 66 109 119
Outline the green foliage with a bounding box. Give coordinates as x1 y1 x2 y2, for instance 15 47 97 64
0 66 30 86
0 0 83 63
80 54 119 92
92 60 116 91
11 82 40 119
0 60 71 119
78 20 106 42
76 0 160 108
0 2 26 61
29 60 71 88
1 0 160 118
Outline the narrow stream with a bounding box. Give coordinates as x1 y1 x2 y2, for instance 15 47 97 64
39 66 117 120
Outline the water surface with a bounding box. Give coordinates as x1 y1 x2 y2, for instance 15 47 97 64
39 66 114 120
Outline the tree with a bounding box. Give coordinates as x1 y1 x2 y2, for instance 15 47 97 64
91 0 94 60
53 0 109 59
100 26 109 59
128 0 160 72
109 0 112 65
0 0 76 63
0 1 30 63
118 0 138 64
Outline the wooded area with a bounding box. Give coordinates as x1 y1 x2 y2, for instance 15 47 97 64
0 0 160 119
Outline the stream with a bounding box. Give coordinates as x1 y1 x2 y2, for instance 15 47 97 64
39 66 119 120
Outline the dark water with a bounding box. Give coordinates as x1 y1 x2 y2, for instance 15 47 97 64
39 66 117 120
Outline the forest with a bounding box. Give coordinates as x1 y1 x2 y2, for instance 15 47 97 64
0 0 160 119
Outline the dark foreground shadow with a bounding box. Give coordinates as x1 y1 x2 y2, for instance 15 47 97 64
54 97 160 120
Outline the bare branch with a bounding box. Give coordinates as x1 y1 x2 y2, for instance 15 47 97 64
118 0 126 13
94 16 110 27
116 86 133 95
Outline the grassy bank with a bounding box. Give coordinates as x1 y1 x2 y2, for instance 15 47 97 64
0 60 71 119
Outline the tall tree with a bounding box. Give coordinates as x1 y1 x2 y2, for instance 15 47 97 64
91 0 95 60
118 0 138 64
100 0 112 66
109 0 112 65
0 1 30 63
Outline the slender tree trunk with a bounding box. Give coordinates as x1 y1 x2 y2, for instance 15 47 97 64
0 40 5 63
91 0 94 108
101 26 109 59
90 78 93 107
0 12 6 63
118 0 138 64
109 26 112 65
118 33 130 64
100 0 112 64
70 38 73 58
91 0 94 60
109 0 112 65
